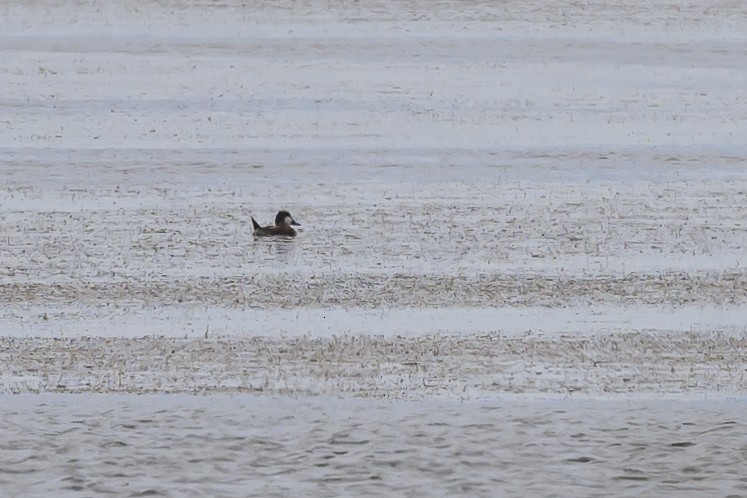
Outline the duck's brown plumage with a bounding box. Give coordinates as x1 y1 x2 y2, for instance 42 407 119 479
252 210 300 237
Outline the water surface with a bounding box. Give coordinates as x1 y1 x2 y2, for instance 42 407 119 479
2 394 746 497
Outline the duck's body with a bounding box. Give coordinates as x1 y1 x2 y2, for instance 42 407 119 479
252 210 300 237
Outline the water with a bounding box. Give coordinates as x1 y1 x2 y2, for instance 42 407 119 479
2 394 746 497
3 1 747 495
2 332 745 398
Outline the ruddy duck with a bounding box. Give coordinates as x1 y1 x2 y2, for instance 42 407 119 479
251 210 301 237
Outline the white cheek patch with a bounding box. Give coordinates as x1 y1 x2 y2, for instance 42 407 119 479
285 216 293 225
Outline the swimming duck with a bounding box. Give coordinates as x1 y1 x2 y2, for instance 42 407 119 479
251 210 301 237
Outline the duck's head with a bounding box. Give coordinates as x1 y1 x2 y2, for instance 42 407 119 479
275 210 300 227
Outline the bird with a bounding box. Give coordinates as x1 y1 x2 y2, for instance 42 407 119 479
251 210 301 237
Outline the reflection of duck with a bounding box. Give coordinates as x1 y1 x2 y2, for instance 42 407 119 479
251 210 301 237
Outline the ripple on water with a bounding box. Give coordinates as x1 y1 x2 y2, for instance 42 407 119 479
3 395 744 497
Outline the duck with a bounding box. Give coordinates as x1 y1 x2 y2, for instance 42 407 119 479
251 210 301 237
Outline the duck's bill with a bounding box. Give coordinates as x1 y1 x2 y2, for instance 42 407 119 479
291 220 301 226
